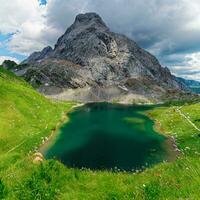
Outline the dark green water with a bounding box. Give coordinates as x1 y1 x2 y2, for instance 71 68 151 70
45 103 171 171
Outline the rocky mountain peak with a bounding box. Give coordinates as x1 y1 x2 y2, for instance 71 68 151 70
53 12 115 65
21 12 188 103
74 12 108 29
22 46 53 64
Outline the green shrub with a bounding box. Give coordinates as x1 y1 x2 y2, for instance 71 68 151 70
0 178 7 199
143 181 161 200
13 161 63 200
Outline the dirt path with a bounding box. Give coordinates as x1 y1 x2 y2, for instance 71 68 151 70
6 140 26 153
176 107 200 132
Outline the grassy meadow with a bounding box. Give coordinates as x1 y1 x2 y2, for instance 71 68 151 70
0 67 200 199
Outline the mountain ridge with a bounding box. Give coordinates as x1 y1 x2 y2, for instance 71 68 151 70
176 77 200 94
19 12 188 103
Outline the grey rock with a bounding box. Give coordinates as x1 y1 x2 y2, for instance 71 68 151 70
176 77 200 94
176 77 200 88
22 46 53 64
21 12 189 102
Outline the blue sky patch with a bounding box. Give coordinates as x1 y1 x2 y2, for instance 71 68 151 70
39 0 47 5
0 33 26 62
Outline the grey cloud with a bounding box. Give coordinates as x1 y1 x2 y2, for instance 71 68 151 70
159 54 190 66
169 65 200 81
176 70 200 76
45 0 200 66
5 0 197 80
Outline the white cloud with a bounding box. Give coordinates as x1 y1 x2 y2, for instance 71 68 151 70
0 56 19 64
186 52 200 67
0 0 42 33
2 0 200 56
8 21 49 55
0 0 53 55
169 52 200 81
171 67 200 81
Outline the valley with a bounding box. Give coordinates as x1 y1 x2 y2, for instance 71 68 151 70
0 9 200 200
1 67 200 199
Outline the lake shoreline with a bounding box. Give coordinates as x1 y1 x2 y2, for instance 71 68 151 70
39 103 83 156
39 101 179 169
43 102 178 171
147 112 181 162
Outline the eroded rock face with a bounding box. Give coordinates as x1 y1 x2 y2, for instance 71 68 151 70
20 12 187 102
22 46 53 64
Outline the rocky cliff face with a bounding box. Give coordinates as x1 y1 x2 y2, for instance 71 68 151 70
22 46 53 64
20 12 187 103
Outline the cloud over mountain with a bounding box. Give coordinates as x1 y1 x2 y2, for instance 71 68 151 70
0 0 200 80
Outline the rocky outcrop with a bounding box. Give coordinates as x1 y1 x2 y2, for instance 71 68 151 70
20 12 187 103
2 60 17 70
22 46 53 64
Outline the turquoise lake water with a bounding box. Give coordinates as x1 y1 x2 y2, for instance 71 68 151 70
45 103 171 171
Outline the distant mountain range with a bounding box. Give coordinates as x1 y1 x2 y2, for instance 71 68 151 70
176 77 200 94
176 77 200 87
9 13 196 102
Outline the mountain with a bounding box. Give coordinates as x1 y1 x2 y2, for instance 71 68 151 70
19 12 188 103
176 77 200 87
176 77 200 94
22 46 53 64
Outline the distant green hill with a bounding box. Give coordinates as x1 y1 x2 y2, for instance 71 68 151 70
1 60 18 70
0 67 73 154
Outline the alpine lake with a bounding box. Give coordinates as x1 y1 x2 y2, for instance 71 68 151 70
43 103 176 172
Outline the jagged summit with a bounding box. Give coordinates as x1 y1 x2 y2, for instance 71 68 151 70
22 46 53 64
52 12 112 65
74 12 108 28
20 12 187 103
60 12 109 40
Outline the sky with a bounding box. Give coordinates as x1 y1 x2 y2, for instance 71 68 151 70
0 0 200 81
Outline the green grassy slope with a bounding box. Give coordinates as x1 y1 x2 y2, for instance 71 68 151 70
0 68 74 199
1 67 200 199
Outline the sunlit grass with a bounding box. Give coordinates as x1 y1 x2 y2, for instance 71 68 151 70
1 67 200 199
